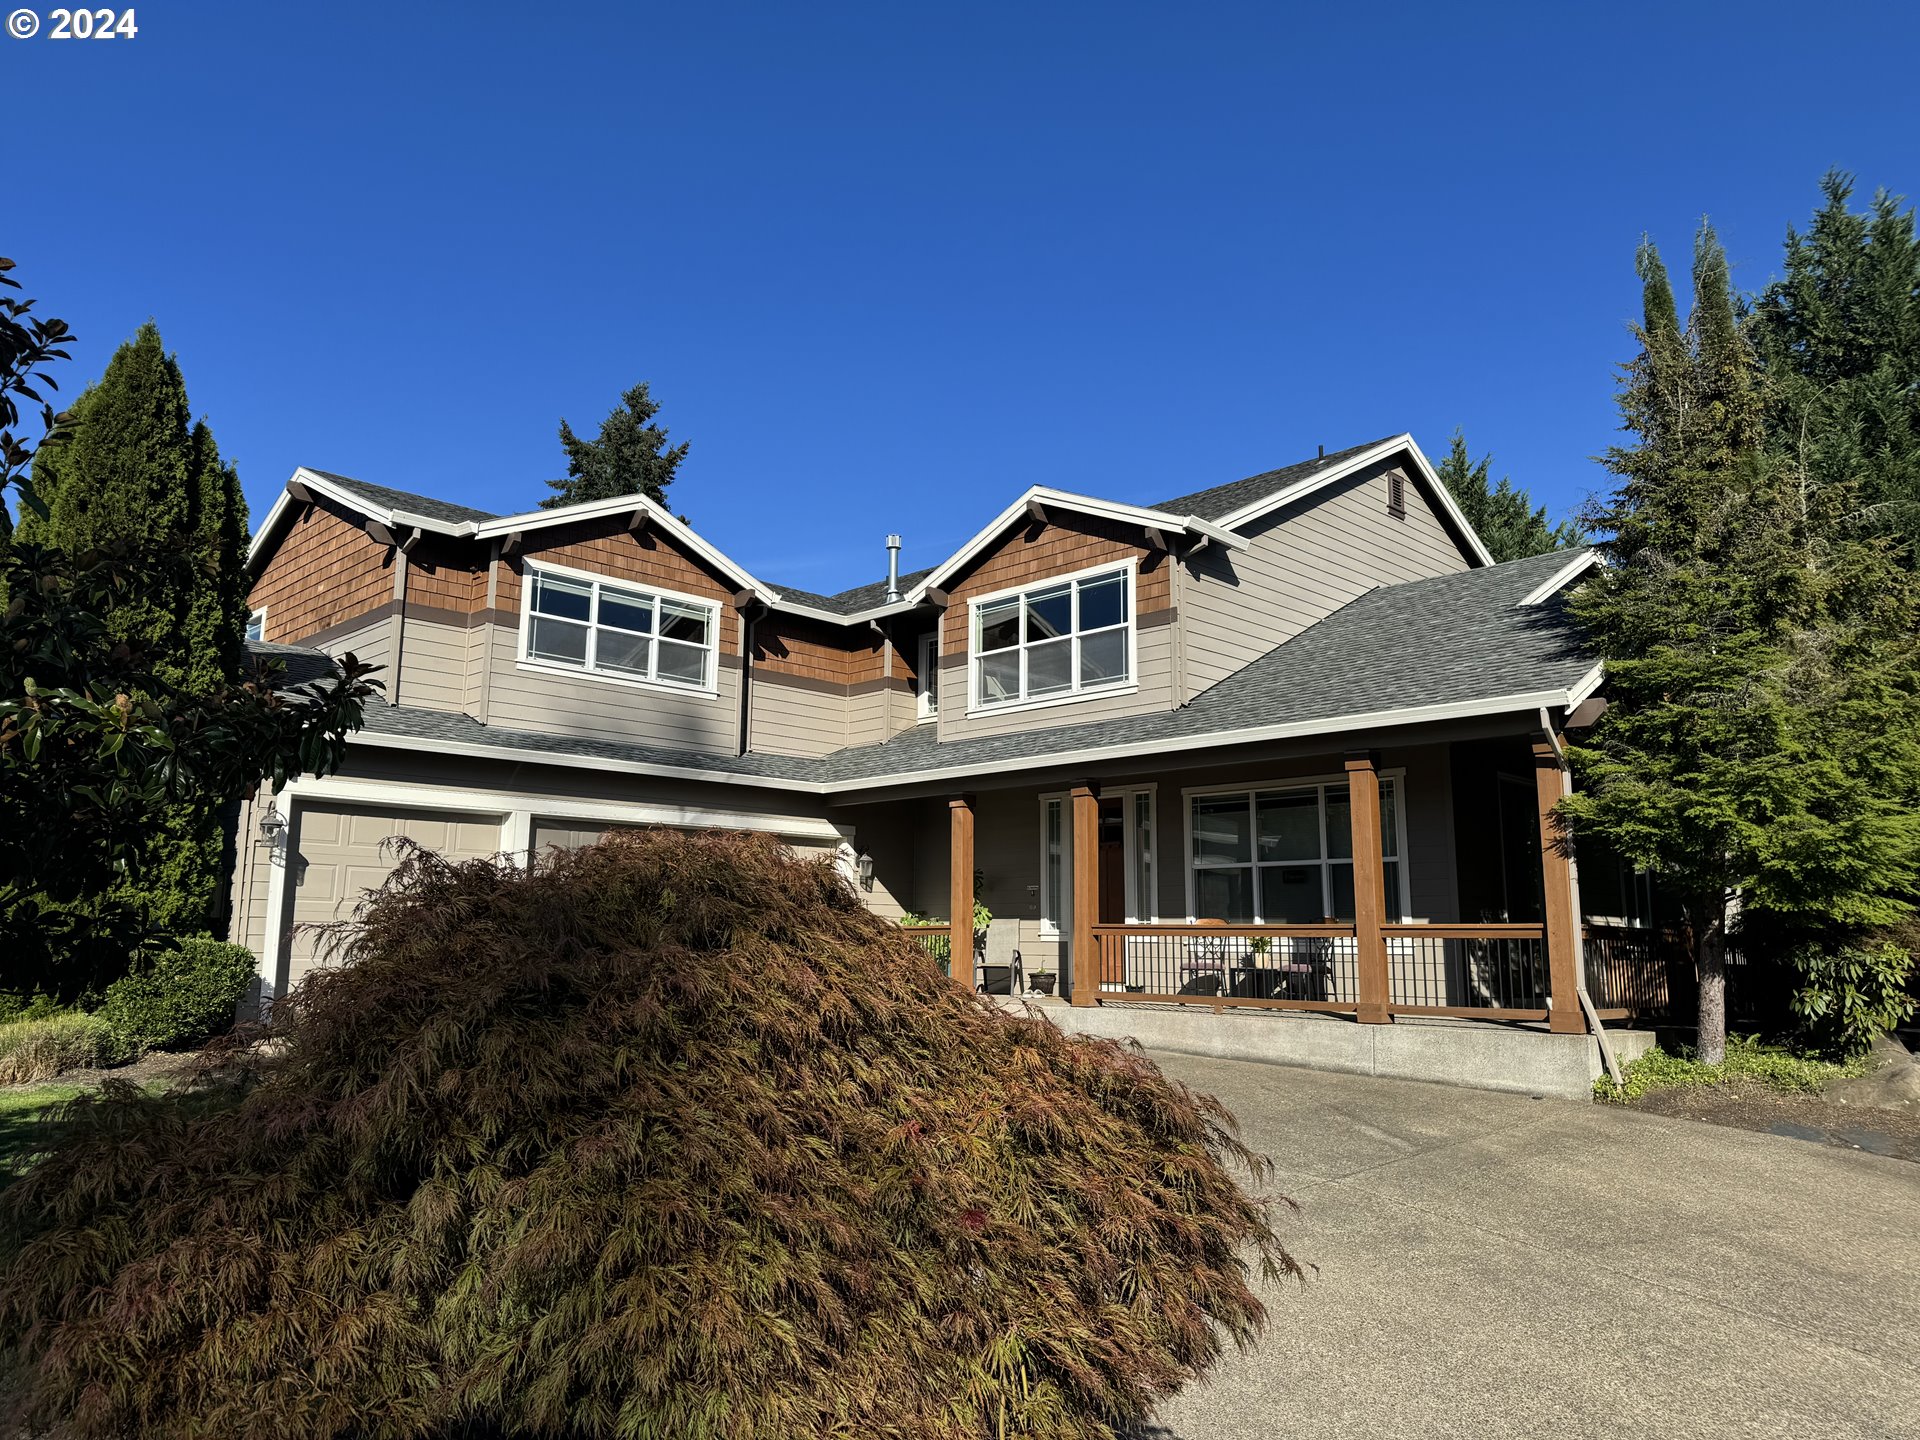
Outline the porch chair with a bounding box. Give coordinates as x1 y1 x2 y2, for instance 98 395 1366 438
975 918 1024 996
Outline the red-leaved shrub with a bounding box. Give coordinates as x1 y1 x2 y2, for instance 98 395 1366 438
0 829 1292 1439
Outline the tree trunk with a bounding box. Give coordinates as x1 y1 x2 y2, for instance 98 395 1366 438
1695 918 1727 1066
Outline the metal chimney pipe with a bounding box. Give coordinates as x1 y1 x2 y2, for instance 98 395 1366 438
885 534 902 602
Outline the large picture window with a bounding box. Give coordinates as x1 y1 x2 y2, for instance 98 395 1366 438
972 564 1132 709
520 563 717 692
1188 779 1403 923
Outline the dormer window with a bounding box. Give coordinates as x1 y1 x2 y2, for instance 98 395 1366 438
970 562 1134 711
519 560 717 693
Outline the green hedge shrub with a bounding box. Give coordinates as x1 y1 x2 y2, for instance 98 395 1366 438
99 938 255 1056
0 1014 129 1085
1789 939 1918 1059
0 831 1291 1440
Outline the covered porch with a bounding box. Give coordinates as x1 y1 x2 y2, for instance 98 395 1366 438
851 719 1640 1039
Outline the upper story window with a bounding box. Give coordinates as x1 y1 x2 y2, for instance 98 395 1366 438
245 608 266 644
971 562 1133 711
520 561 717 692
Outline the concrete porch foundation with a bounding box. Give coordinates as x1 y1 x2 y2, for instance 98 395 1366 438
1000 997 1656 1101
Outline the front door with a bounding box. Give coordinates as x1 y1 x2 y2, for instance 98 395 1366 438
1099 797 1127 981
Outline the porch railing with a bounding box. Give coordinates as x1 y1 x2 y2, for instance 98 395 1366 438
899 923 953 976
1581 923 1676 1018
1086 921 1556 1022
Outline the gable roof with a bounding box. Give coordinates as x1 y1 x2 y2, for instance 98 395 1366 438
1154 436 1402 521
310 546 1595 795
302 470 500 527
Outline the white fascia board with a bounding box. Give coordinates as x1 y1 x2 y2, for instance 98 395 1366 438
347 728 822 794
248 469 476 572
816 687 1583 794
908 487 1247 599
1212 435 1498 569
473 494 775 603
767 596 926 625
244 488 296 569
1564 661 1605 709
1516 549 1600 606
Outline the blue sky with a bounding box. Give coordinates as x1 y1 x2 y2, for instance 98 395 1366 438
7 0 1916 591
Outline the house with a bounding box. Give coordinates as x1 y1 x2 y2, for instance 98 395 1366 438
232 433 1640 1088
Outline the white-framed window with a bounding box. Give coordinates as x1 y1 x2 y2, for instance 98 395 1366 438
916 632 939 722
1038 785 1156 937
517 559 718 694
1185 776 1408 923
245 608 267 644
970 561 1134 712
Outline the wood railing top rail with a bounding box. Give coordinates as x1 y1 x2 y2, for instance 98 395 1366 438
1381 923 1546 939
1090 922 1354 937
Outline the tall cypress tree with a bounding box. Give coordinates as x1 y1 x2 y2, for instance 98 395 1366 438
1565 227 1920 1063
1433 430 1584 562
19 322 250 944
1750 173 1920 564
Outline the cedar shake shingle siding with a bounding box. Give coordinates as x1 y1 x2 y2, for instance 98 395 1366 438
248 498 394 645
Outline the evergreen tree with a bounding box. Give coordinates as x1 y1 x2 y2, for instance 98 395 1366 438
16 322 250 945
1750 173 1920 564
1434 430 1585 562
540 381 688 511
1564 226 1920 1064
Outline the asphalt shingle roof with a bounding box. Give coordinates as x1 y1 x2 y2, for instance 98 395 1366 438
305 470 501 527
255 548 1593 792
1153 436 1402 522
770 567 938 615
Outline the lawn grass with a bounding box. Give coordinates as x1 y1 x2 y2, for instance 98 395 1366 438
1596 1033 1868 1103
0 1084 86 1183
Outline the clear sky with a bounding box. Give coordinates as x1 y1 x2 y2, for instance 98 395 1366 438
7 0 1916 592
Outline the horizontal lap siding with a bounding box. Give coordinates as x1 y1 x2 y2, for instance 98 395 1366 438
749 675 848 757
936 514 1175 743
486 518 744 753
250 499 395 643
484 627 739 753
320 617 392 677
1181 464 1472 699
395 617 471 713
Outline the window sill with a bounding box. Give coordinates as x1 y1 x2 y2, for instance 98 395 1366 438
965 682 1138 720
515 656 720 701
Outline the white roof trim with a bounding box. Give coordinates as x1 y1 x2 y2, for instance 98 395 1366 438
1564 661 1605 709
247 469 775 602
346 681 1590 797
908 485 1248 599
1212 435 1497 568
1516 549 1599 606
766 595 926 624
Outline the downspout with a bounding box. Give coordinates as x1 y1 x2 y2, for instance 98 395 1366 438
473 538 500 724
1540 706 1620 1087
737 602 755 756
389 539 409 707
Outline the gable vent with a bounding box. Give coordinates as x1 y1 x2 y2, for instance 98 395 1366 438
1386 471 1407 520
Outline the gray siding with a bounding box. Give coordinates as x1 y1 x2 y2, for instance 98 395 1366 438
933 621 1176 743
749 676 849 757
316 616 393 676
1180 463 1473 699
393 616 471 714
482 625 740 755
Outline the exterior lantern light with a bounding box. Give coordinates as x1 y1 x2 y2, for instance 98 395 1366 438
857 851 875 891
258 801 287 841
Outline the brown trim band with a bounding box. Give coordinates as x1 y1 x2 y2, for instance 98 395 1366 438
281 602 396 650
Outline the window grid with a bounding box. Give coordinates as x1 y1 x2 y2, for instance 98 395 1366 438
522 567 716 691
972 566 1131 709
1189 781 1401 924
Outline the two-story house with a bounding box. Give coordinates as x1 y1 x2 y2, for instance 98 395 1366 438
233 434 1622 1057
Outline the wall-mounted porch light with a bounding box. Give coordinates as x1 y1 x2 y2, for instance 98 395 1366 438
258 800 286 841
857 851 875 891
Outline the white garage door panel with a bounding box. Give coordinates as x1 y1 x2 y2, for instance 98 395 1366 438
285 804 502 991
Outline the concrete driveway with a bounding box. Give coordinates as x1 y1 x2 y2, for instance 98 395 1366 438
1139 1051 1920 1440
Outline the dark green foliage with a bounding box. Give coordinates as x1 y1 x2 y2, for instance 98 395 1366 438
1787 939 1917 1059
1750 173 1920 564
12 321 255 955
1563 225 1920 1065
1 536 380 992
99 937 255 1054
541 380 689 511
0 256 77 521
0 830 1292 1440
1433 430 1584 562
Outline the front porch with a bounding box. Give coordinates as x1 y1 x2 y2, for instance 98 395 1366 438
854 720 1672 1092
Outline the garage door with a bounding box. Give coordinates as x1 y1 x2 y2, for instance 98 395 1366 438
530 819 841 864
282 804 503 994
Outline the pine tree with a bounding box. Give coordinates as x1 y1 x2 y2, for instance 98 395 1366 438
1750 172 1920 564
17 322 250 945
1564 226 1920 1064
1433 430 1584 562
540 381 688 511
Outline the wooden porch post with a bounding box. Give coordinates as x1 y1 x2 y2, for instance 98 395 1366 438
948 796 974 992
1345 752 1391 1025
1532 737 1586 1034
1069 783 1100 1006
